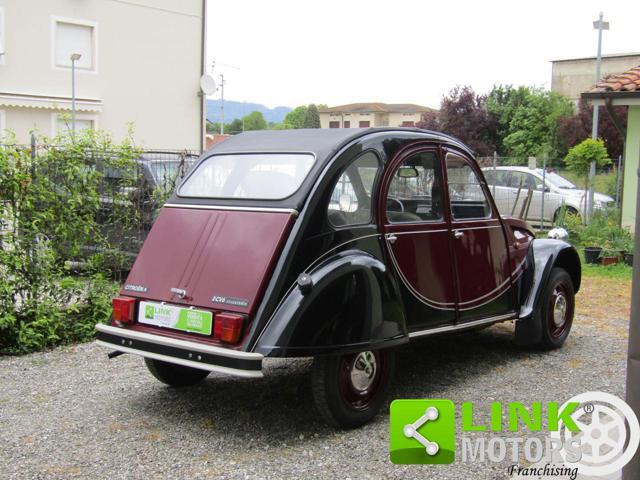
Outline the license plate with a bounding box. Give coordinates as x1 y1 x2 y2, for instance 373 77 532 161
138 301 213 336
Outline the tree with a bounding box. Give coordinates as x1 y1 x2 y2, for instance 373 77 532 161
284 106 308 129
242 111 267 131
272 123 294 130
303 104 321 128
225 118 244 134
557 100 626 159
487 85 574 159
416 86 497 156
564 138 611 193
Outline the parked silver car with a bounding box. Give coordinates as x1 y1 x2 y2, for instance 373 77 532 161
482 166 614 225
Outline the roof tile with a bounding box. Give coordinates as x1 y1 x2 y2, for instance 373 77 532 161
588 64 640 93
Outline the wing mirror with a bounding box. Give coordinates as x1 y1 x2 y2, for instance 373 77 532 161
397 166 419 178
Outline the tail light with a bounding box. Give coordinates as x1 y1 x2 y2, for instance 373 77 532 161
214 313 245 344
112 297 136 324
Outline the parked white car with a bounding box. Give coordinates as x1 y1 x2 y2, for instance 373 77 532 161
481 166 614 225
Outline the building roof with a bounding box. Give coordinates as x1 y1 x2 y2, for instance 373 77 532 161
319 103 433 114
586 65 640 93
551 52 640 63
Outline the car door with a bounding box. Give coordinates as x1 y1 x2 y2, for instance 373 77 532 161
444 151 515 322
380 147 457 331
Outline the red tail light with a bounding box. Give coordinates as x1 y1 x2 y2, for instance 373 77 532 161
112 297 136 324
214 313 245 344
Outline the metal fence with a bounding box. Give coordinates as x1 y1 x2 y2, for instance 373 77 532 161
476 154 623 229
0 142 200 278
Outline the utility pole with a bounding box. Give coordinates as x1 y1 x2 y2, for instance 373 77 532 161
588 12 609 221
219 73 225 135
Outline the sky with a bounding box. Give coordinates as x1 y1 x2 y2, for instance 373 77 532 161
205 0 640 109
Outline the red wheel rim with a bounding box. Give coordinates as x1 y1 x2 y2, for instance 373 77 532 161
338 351 387 411
548 282 572 338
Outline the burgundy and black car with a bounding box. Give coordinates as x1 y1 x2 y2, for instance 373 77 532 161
96 128 581 428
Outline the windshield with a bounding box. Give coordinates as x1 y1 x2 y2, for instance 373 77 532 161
545 172 577 189
178 153 315 199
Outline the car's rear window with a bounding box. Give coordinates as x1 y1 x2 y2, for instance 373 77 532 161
178 153 315 199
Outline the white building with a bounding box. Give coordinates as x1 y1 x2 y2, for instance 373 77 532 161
319 103 434 129
0 0 206 150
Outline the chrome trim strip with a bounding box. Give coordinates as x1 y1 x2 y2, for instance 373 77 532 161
388 228 449 235
408 312 518 338
96 324 263 360
164 203 299 216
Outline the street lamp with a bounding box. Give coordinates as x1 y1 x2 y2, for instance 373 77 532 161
588 12 609 220
70 53 82 136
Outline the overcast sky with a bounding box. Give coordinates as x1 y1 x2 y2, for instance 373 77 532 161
205 0 639 109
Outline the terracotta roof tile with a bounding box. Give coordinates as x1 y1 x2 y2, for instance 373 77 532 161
588 64 640 92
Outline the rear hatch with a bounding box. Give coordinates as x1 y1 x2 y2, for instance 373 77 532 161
121 206 294 319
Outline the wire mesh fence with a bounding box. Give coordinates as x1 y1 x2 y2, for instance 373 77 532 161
0 141 200 280
476 155 623 229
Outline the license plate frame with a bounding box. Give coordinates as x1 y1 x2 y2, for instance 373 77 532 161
138 301 213 336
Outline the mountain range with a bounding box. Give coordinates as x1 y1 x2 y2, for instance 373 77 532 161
206 99 292 124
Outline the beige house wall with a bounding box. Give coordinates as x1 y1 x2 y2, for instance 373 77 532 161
0 0 204 149
320 111 423 128
551 54 640 102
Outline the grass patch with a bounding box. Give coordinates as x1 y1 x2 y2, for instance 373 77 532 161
582 261 632 280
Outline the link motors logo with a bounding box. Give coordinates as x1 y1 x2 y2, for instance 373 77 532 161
390 391 640 477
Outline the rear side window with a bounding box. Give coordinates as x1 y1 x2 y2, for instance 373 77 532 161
178 153 315 199
327 152 380 227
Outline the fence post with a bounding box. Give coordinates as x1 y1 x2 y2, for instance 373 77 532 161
492 151 497 197
540 153 547 231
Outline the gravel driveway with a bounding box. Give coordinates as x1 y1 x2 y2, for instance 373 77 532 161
0 282 629 480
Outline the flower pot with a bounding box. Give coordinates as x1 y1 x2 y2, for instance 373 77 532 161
584 247 602 264
624 253 634 267
601 256 619 266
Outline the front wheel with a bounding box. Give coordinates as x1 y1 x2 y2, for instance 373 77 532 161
144 358 210 387
311 349 395 428
519 267 575 349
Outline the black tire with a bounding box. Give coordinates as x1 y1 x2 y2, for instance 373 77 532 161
524 267 575 349
554 206 580 224
311 349 395 428
144 358 210 387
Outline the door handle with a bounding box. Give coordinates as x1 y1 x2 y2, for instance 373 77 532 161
387 234 398 244
453 230 464 239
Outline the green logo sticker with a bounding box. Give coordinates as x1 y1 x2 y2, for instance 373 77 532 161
144 305 155 319
390 399 456 464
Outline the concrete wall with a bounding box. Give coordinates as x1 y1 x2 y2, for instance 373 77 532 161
622 105 640 233
551 54 640 102
0 0 204 149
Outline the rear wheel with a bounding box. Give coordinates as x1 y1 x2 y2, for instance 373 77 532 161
144 358 209 387
311 349 395 428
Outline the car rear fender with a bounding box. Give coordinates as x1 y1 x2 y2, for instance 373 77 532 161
253 250 408 357
515 239 581 345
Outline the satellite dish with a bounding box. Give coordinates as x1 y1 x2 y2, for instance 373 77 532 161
200 74 217 95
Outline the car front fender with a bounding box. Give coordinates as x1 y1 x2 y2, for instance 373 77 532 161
253 250 408 357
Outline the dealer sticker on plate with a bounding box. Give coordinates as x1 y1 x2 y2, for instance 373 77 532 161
138 301 212 335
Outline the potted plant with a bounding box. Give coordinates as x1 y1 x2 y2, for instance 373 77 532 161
582 235 602 264
621 237 634 267
599 241 620 266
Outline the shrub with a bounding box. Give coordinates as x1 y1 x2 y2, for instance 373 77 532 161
0 129 140 354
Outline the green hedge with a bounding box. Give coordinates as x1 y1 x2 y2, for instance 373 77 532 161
0 129 140 354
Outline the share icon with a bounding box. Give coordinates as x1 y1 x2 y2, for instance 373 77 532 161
402 406 440 455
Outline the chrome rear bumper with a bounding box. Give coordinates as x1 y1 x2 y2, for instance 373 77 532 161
95 323 263 378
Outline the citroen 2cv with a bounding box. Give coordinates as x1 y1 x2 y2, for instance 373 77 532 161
96 128 581 428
